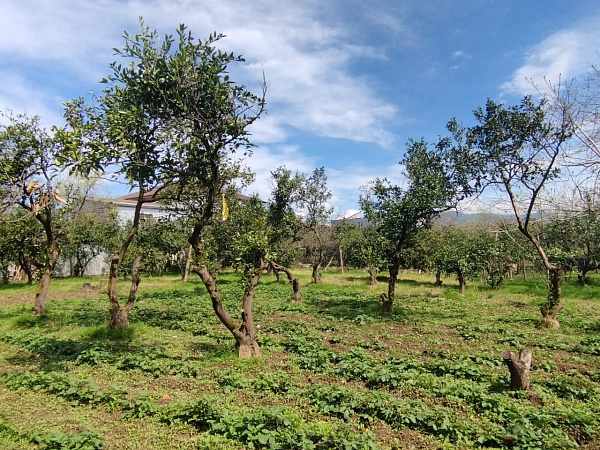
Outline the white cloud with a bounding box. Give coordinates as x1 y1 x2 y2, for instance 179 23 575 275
0 70 65 126
242 144 316 201
0 0 399 148
501 17 600 96
325 162 407 217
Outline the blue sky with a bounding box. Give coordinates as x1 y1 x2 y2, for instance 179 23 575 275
1 0 600 217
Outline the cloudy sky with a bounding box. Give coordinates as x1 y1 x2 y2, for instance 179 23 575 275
1 0 599 217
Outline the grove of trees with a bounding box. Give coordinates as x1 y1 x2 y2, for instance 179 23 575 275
2 19 600 355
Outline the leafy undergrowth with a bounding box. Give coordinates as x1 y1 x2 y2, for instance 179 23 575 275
0 269 599 449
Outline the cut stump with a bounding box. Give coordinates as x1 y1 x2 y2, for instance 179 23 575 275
501 348 533 390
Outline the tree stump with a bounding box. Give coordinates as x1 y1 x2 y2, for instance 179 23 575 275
501 348 532 390
539 303 563 329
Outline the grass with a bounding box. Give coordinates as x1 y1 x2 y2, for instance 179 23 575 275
0 267 599 449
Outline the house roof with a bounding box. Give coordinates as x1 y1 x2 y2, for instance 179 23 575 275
114 189 256 205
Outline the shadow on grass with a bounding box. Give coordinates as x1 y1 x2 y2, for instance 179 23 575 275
0 281 32 291
2 332 133 371
397 278 440 288
189 341 236 359
0 322 217 374
488 377 511 394
309 294 412 324
84 325 135 342
0 304 32 321
11 305 107 330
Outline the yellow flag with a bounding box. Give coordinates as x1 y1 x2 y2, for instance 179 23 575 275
222 193 229 221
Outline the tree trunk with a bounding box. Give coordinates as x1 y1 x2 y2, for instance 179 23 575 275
291 278 301 302
457 270 466 295
540 303 563 329
108 255 142 328
339 247 344 274
32 264 52 316
272 267 281 282
434 269 443 286
1 265 8 284
540 268 563 328
501 348 533 390
366 268 377 287
312 263 321 284
577 270 587 286
235 330 261 358
31 247 58 317
267 260 301 302
547 268 562 305
18 251 35 285
234 286 261 358
191 262 262 358
493 275 503 289
383 264 399 313
182 244 193 281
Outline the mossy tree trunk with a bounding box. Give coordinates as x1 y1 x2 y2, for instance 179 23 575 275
32 250 57 316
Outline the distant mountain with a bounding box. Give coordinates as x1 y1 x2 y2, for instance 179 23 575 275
436 210 515 225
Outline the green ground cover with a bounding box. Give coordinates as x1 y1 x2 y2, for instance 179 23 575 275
0 268 599 449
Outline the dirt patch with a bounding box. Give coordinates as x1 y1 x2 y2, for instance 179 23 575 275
370 421 442 449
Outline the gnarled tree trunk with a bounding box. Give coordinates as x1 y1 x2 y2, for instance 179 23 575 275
366 268 377 287
311 263 321 284
105 187 148 328
291 278 301 302
268 260 301 302
540 303 563 329
234 286 261 358
191 262 262 358
108 254 142 328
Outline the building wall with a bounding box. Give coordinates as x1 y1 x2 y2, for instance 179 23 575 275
54 200 173 277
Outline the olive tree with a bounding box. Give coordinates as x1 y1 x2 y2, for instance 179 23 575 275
70 20 267 353
334 223 387 287
464 96 573 328
64 21 180 327
266 167 303 300
360 135 481 312
0 113 89 314
296 167 333 283
147 26 267 357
